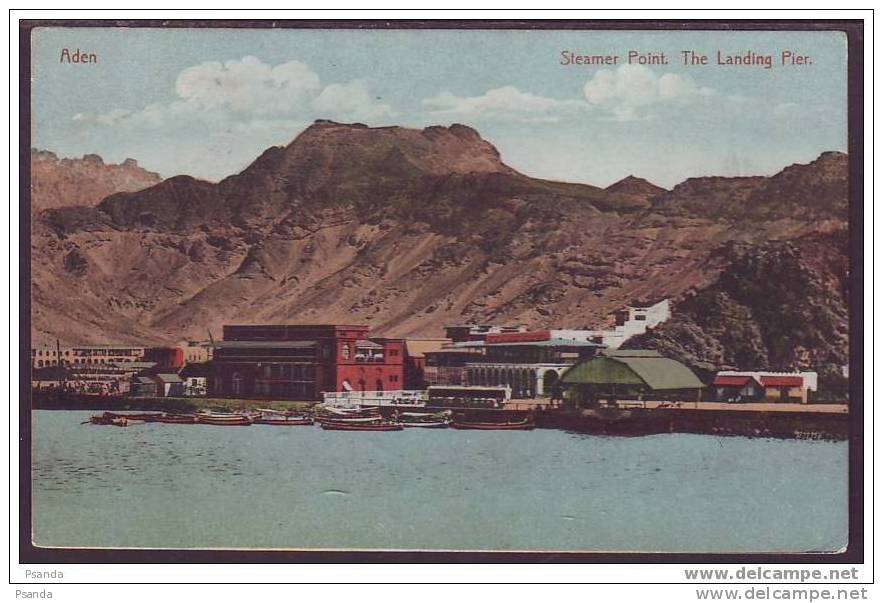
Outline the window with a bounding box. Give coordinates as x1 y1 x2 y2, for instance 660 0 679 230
390 375 399 383
341 344 351 360
635 315 646 321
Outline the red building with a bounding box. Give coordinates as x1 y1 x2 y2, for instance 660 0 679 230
143 347 185 370
210 324 404 400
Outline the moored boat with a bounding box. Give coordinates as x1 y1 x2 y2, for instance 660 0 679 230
252 410 313 426
394 410 451 428
87 412 132 427
449 415 535 430
315 406 381 419
196 412 253 426
158 413 198 424
319 420 403 431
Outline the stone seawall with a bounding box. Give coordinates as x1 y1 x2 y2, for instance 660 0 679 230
536 407 849 440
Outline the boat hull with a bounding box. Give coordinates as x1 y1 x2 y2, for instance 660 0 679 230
319 421 403 431
158 415 197 424
253 418 313 426
197 416 253 426
401 421 449 428
450 420 535 430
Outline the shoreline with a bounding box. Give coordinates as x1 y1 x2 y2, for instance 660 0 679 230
31 392 848 441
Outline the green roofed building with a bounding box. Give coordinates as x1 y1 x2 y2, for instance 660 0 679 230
560 349 704 406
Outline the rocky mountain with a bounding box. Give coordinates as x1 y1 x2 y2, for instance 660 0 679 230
603 175 667 209
625 230 849 386
30 149 161 212
30 121 848 379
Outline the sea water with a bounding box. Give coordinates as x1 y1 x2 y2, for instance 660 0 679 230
31 410 848 552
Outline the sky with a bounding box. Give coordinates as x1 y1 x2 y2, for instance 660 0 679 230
31 27 848 188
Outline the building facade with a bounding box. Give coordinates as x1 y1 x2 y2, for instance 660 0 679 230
31 344 146 368
210 324 404 400
716 371 818 404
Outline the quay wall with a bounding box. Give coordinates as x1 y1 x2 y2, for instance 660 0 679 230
31 392 850 440
536 407 849 440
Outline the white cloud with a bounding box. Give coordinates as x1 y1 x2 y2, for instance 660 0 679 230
68 57 399 179
584 65 716 121
80 56 394 130
312 80 393 121
422 86 587 123
175 55 321 115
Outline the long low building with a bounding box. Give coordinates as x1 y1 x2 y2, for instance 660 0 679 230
560 349 704 406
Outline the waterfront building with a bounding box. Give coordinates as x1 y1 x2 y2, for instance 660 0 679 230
403 338 450 388
143 347 185 370
180 362 212 397
712 374 765 402
716 371 818 404
31 344 146 368
560 349 704 406
209 324 404 400
465 333 604 398
176 340 214 364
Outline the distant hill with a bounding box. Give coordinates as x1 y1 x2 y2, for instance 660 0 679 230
30 149 161 212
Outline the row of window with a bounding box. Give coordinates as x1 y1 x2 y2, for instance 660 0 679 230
32 349 142 358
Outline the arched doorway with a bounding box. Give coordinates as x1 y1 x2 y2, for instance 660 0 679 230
543 370 560 401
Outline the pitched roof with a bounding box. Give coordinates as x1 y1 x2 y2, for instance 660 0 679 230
154 373 184 383
562 355 703 390
713 375 754 387
760 376 803 387
616 357 705 390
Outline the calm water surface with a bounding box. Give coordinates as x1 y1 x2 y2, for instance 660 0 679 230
32 410 847 552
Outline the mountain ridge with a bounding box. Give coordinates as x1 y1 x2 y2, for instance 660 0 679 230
31 121 848 379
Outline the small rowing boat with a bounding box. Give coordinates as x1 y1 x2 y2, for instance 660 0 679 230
158 413 197 424
196 412 253 426
395 410 451 428
449 415 535 430
319 420 403 431
252 410 313 426
87 412 133 427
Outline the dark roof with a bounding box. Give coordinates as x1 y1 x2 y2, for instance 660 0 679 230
180 362 214 378
214 340 317 349
32 366 72 380
486 338 603 348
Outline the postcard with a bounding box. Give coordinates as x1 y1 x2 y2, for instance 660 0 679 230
23 21 860 559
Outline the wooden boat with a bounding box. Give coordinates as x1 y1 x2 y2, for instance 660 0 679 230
158 413 197 424
196 412 253 426
314 415 385 426
319 420 403 431
315 406 381 419
401 419 449 428
450 415 535 430
252 412 313 426
87 412 132 427
395 411 450 428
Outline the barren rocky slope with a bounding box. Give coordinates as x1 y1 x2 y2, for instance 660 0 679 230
30 121 848 377
30 150 161 212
